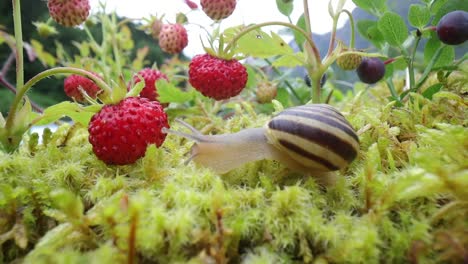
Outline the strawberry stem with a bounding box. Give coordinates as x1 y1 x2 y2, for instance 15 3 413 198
4 0 25 132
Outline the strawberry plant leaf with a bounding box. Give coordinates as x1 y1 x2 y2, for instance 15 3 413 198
35 102 101 126
408 4 430 28
30 39 56 67
377 12 408 47
236 29 294 58
156 79 194 104
272 52 306 68
276 0 293 16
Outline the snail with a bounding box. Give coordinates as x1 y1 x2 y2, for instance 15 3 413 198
164 104 359 176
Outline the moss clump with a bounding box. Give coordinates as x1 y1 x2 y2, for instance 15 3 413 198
0 86 467 263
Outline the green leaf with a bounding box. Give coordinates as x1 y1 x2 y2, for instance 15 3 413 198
30 39 56 67
276 0 293 16
35 102 101 126
432 0 468 25
422 83 444 99
424 37 454 68
236 30 294 58
352 0 387 15
272 52 306 68
357 20 385 48
293 15 306 47
377 12 408 47
408 4 431 28
157 80 194 104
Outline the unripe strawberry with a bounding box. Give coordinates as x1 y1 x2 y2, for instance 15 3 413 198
336 51 362 71
47 0 90 27
201 0 237 21
158 24 188 54
64 73 101 103
189 53 248 100
132 68 168 102
256 81 277 104
88 97 169 165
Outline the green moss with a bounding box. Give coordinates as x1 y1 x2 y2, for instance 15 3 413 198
0 87 467 263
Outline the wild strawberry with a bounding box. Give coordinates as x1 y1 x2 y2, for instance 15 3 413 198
158 24 188 54
336 51 362 71
64 73 101 103
188 53 248 100
184 0 199 10
256 81 277 104
47 0 90 27
201 0 237 20
132 68 168 102
88 97 169 165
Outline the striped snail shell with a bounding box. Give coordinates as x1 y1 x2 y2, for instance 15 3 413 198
265 104 359 172
164 104 359 175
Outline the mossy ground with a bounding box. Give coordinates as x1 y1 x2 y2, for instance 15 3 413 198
0 80 467 264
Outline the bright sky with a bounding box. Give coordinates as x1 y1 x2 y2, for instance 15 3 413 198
89 0 356 57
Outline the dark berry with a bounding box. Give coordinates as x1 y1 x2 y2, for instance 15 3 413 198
436 10 468 45
356 58 386 84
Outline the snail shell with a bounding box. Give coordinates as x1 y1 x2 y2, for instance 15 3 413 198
265 104 359 172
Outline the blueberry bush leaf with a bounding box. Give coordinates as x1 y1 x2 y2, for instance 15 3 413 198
377 12 408 47
408 4 431 28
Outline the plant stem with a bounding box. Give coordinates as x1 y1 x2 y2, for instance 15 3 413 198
21 67 113 98
341 9 356 48
5 0 25 132
0 76 43 113
302 0 321 64
408 34 422 90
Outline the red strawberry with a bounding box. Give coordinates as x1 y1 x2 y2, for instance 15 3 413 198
64 73 101 103
132 68 168 101
201 0 237 20
188 53 247 100
158 24 188 54
88 97 169 165
47 0 90 27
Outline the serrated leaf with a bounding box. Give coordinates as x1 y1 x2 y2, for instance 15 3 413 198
236 30 293 58
272 52 306 68
377 12 408 47
30 39 56 67
424 37 454 67
352 0 387 15
408 4 431 28
157 80 194 104
276 0 293 16
35 102 101 126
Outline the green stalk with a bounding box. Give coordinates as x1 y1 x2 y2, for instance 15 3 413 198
302 0 321 62
341 9 356 48
407 33 422 90
5 0 25 132
22 67 113 97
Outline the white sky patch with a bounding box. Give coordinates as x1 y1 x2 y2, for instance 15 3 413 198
90 0 356 57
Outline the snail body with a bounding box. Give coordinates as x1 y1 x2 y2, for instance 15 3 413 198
166 104 359 175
